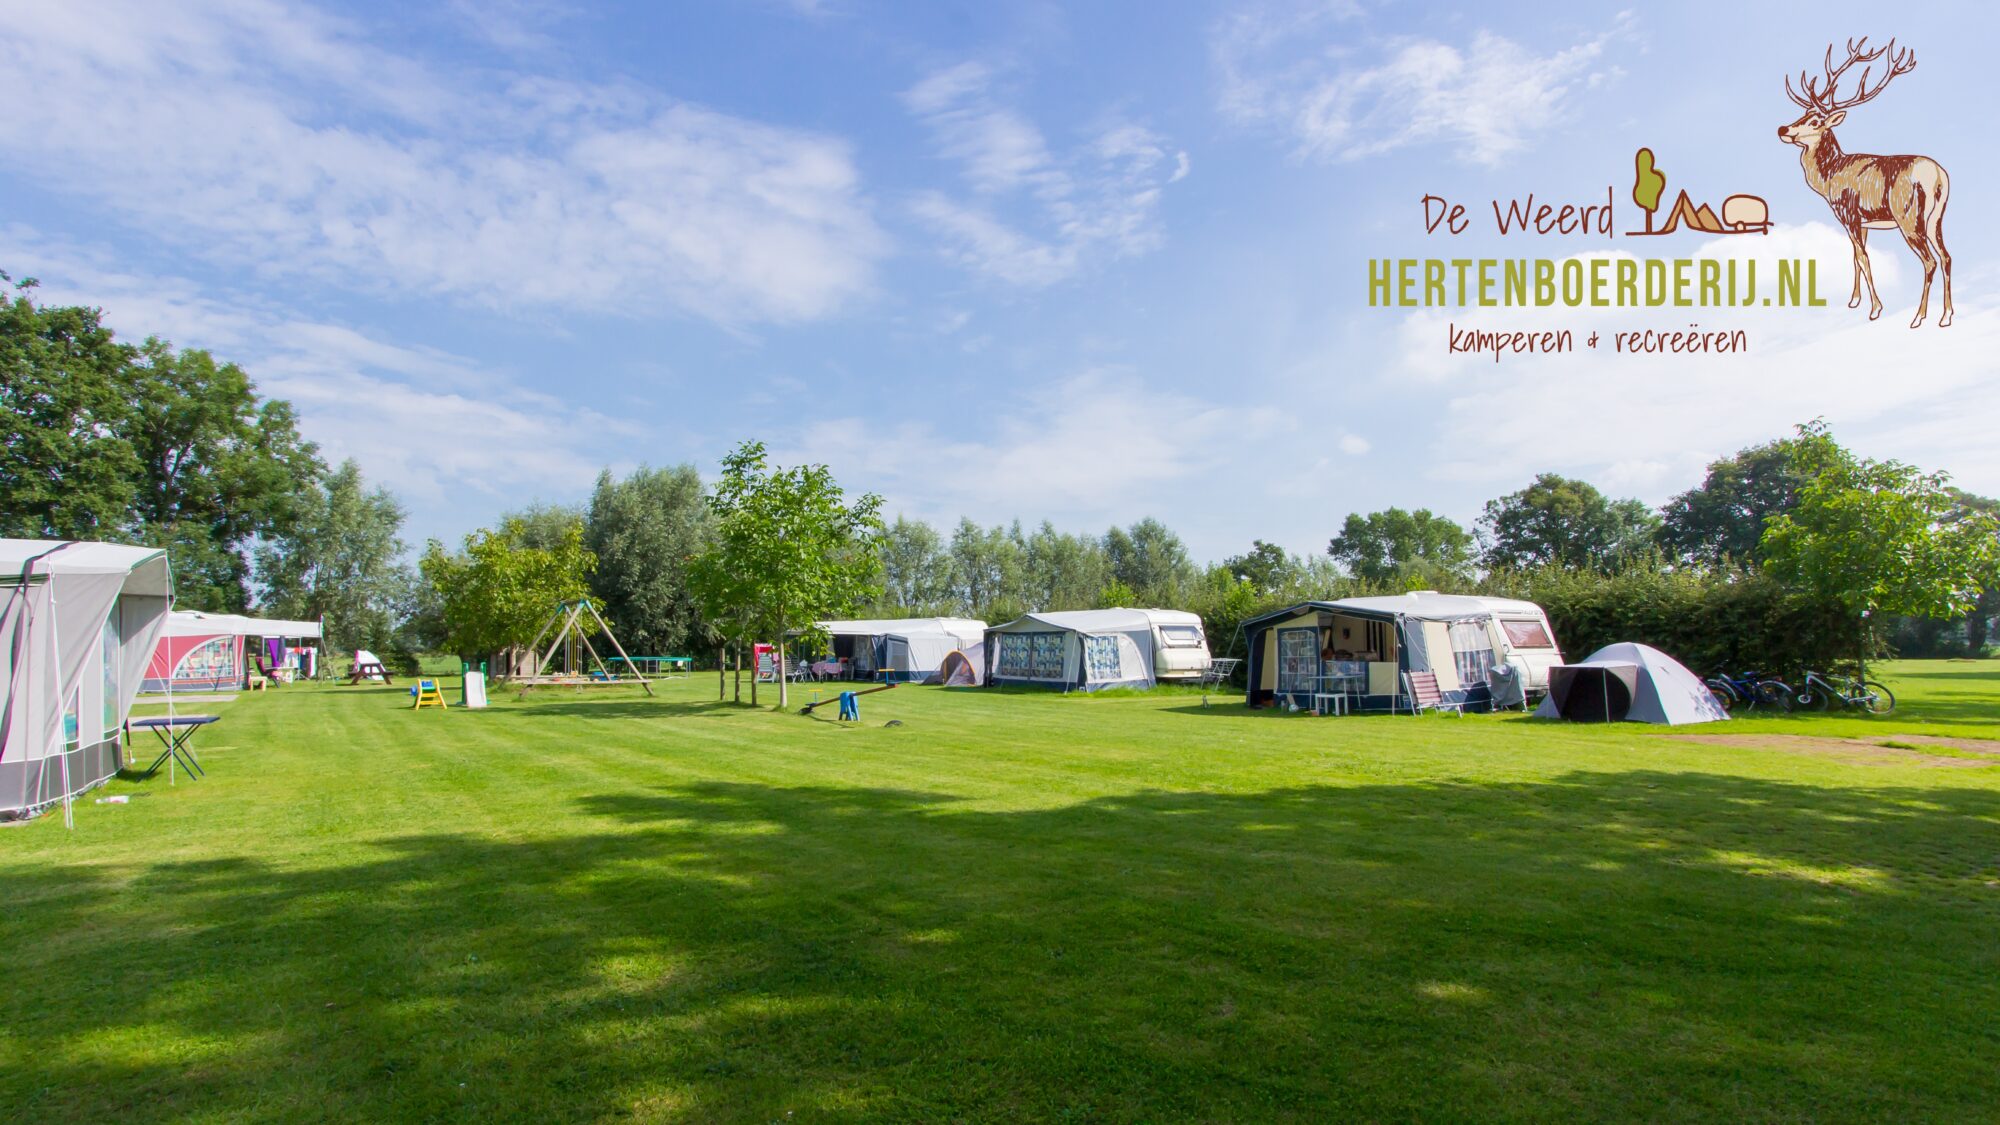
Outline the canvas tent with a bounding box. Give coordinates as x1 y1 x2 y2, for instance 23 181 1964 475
143 611 324 692
805 618 987 682
1534 642 1729 725
1242 593 1562 713
984 609 1210 691
1 540 173 819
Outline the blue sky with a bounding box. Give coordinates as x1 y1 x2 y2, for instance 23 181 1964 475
4 0 1997 563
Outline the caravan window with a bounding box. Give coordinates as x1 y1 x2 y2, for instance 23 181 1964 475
1158 624 1204 648
1501 619 1554 649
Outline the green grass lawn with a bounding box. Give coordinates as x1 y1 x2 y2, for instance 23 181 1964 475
5 662 1999 1122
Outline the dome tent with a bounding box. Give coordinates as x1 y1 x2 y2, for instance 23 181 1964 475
934 646 983 686
1534 642 1728 725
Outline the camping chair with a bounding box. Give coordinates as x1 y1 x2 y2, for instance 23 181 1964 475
1199 658 1240 708
253 653 283 687
1402 671 1465 717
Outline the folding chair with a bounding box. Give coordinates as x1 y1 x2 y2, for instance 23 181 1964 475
1402 671 1466 716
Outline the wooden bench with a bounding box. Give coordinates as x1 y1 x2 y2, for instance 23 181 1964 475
1403 671 1465 716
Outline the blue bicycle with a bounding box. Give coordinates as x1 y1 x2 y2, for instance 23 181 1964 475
1704 669 1794 712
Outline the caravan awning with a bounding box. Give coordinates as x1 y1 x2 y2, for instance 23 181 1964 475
163 611 323 639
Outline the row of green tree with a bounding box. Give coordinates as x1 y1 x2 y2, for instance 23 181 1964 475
403 424 1997 685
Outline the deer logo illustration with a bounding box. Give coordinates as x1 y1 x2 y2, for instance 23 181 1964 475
1780 38 1952 328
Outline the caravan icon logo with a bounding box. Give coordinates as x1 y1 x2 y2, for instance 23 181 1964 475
1780 37 1953 328
1624 148 1770 238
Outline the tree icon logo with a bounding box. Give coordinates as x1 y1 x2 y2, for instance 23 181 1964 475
1632 148 1667 233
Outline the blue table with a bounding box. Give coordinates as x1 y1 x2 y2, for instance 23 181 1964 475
128 715 220 779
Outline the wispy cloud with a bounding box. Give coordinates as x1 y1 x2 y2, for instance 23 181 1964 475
1215 6 1634 166
778 369 1287 525
0 0 885 325
449 0 578 52
903 62 1188 286
1 230 625 510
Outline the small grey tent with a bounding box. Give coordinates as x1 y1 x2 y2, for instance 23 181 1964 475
1534 642 1728 725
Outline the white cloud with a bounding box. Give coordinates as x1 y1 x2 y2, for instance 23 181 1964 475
903 62 1188 286
2 231 621 509
0 0 884 325
1383 222 2000 500
449 0 579 52
1339 433 1372 456
1216 6 1634 165
777 369 1288 524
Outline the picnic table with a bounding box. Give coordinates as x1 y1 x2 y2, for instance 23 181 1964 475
346 662 393 685
127 714 220 779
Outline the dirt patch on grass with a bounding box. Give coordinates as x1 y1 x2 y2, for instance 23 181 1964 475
1667 733 2000 769
1867 734 2000 756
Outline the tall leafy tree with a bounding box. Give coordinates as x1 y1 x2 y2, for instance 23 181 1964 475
948 519 1025 622
1949 491 2000 653
1104 517 1195 606
1020 521 1110 612
0 274 140 538
505 502 591 551
1479 473 1660 572
1762 421 1999 675
1657 440 1806 567
691 441 884 708
1328 508 1473 587
254 459 410 654
1222 540 1294 595
586 465 712 656
876 516 954 615
419 516 597 661
122 338 322 610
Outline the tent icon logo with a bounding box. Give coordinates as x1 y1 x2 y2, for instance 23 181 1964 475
1625 148 1770 238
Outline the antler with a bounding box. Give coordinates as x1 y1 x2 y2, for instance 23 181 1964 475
1786 37 1917 111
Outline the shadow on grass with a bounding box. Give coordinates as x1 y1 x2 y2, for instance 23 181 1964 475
5 772 2000 1121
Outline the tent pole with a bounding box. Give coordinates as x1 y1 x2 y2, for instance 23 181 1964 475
47 567 72 829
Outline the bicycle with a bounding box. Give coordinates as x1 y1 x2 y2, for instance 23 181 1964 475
1791 670 1895 714
1704 669 1794 712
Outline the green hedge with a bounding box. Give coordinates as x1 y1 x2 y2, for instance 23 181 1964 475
1479 566 1857 679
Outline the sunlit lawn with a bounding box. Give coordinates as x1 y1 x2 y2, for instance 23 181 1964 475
3 661 1997 1121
